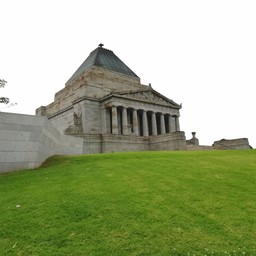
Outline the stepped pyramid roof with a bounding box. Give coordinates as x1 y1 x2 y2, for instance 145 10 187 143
66 44 139 84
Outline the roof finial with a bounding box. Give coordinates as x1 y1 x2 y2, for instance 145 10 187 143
98 43 104 48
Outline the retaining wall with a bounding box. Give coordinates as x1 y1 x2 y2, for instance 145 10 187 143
0 112 84 173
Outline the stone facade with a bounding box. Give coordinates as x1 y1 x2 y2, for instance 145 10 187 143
36 45 187 152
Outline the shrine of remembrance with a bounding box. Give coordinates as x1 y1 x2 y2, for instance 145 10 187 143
36 44 187 153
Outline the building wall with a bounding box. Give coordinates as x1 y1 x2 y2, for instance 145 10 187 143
0 112 84 173
101 135 149 153
82 132 187 154
66 66 142 97
48 106 74 134
37 67 145 118
82 100 101 134
149 132 187 151
47 99 102 136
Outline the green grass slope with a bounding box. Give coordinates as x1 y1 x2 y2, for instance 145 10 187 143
0 150 256 256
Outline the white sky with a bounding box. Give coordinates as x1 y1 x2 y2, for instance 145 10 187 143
1 0 256 148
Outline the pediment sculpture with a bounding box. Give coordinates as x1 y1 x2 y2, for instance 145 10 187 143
124 91 176 106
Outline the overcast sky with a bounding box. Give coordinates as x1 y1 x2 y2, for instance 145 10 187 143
1 0 256 148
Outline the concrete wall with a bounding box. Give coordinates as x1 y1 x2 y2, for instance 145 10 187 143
0 112 84 173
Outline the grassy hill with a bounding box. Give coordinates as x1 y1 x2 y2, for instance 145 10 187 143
0 150 256 256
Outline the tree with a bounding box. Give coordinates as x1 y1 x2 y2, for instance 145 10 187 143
0 79 10 104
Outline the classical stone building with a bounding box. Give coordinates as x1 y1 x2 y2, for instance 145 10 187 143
36 44 187 153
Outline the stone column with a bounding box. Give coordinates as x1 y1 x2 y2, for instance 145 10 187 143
112 106 118 134
167 114 172 133
170 115 176 132
168 114 175 133
175 115 180 131
122 107 128 135
160 113 166 134
132 109 139 136
142 110 149 136
151 112 157 135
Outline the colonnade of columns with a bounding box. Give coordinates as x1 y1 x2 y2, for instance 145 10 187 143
110 106 180 136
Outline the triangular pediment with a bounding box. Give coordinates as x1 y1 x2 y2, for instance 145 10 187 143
113 89 181 108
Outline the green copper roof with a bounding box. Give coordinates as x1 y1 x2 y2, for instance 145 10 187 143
66 45 139 84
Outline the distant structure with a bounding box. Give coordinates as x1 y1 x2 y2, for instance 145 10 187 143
186 133 252 150
186 132 199 146
212 138 252 150
36 45 187 153
186 132 212 150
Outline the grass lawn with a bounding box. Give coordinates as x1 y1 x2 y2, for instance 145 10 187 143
0 150 256 255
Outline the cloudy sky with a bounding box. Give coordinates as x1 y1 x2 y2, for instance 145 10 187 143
1 0 256 148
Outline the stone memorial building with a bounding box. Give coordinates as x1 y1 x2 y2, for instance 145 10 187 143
36 44 187 153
